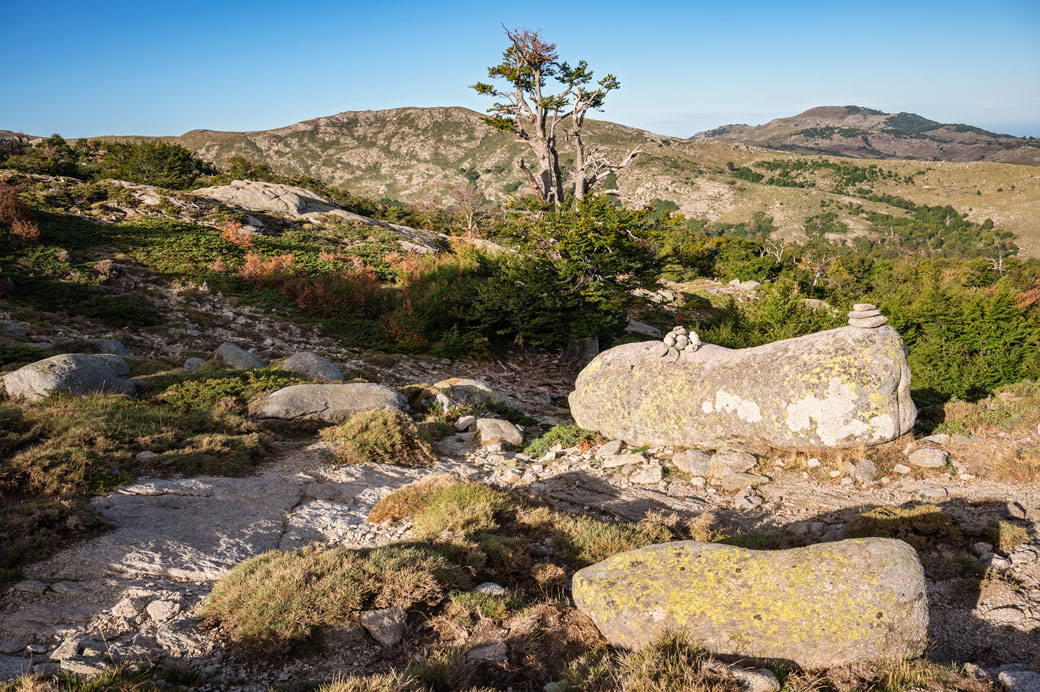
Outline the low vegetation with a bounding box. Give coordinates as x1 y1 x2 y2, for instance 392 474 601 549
0 364 304 573
320 409 436 466
201 543 465 655
524 424 603 458
198 477 1013 690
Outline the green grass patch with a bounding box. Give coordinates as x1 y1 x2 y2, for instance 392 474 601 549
319 409 436 466
524 424 602 458
201 544 466 656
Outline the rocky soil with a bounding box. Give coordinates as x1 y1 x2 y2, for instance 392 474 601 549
1 268 1038 689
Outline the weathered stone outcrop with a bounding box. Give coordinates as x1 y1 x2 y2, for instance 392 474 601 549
433 377 514 408
572 538 927 668
257 383 406 423
277 352 344 383
213 342 264 370
2 354 135 402
192 180 444 253
569 323 915 450
475 418 523 447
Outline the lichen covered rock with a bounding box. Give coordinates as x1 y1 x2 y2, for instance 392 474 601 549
569 324 915 450
433 377 514 408
572 538 927 668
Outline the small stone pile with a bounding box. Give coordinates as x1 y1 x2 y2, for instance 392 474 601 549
663 326 700 352
848 303 888 329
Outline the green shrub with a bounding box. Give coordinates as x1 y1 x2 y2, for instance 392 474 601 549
98 141 208 189
1 134 82 177
319 410 436 466
158 368 304 413
524 425 602 457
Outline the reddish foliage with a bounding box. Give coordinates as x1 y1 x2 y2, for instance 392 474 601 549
380 297 428 351
220 219 254 248
239 252 296 286
238 250 382 319
283 269 383 319
0 181 39 243
10 218 40 243
1015 282 1040 309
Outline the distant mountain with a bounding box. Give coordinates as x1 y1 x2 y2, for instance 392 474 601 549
692 106 1040 165
65 106 1040 258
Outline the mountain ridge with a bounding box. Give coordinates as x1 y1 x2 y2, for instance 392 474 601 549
8 105 1040 257
691 105 1040 165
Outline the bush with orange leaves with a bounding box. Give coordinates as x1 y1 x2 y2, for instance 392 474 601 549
0 181 40 243
286 270 384 319
238 251 383 320
220 219 254 248
239 252 296 287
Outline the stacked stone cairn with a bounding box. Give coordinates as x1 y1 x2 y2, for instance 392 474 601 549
662 325 700 353
848 303 887 329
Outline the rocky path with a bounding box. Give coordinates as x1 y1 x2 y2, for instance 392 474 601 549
0 443 468 682
2 435 1039 685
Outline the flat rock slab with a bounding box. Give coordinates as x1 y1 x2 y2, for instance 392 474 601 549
279 351 344 383
1000 670 1040 692
475 418 523 447
434 377 515 408
279 499 367 550
907 448 949 468
213 342 264 370
30 475 301 582
119 478 216 497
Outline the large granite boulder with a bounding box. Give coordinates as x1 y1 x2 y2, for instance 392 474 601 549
213 342 264 370
572 538 927 669
88 338 130 357
277 352 344 383
257 383 406 423
2 354 135 402
569 322 915 450
433 377 514 408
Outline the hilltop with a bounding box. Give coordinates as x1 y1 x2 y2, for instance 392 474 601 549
125 106 1040 257
692 105 1040 165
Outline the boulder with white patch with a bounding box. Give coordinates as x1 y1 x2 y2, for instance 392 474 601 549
568 320 915 450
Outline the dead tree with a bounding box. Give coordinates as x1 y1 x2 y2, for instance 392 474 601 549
473 27 639 207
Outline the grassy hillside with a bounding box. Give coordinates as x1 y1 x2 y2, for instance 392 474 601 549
81 106 1040 258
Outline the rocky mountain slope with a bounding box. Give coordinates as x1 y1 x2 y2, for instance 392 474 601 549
693 105 1040 165
87 106 1040 258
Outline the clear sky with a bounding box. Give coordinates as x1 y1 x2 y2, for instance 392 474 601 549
2 0 1038 139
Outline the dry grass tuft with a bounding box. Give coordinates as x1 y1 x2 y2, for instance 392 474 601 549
366 473 457 525
201 544 465 656
559 631 738 692
845 504 962 550
320 409 436 467
985 520 1030 554
219 219 253 248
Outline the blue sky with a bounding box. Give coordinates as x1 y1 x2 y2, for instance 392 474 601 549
2 0 1038 138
